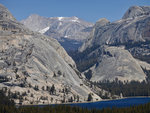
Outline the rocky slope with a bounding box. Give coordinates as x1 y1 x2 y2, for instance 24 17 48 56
0 4 104 105
21 15 93 51
78 6 150 82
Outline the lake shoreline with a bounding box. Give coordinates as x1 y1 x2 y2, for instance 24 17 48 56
19 96 150 107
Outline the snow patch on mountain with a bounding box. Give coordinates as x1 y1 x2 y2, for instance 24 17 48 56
39 27 50 34
71 19 80 23
58 17 64 21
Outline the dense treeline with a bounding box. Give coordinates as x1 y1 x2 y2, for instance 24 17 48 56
94 80 150 97
93 68 150 97
0 89 14 106
1 104 150 113
1 89 150 113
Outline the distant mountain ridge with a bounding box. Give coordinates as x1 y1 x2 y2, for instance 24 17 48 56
21 15 93 51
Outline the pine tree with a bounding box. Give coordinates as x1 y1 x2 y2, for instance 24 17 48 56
87 93 93 101
50 84 56 95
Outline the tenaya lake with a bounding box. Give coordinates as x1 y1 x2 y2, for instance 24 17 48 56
27 97 150 110
69 97 150 109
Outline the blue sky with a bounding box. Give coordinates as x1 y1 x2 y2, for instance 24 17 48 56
1 0 150 22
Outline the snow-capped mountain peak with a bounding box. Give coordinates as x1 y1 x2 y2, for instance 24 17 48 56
21 15 94 51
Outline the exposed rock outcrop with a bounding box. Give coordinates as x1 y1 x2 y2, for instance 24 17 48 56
122 6 150 19
90 46 146 82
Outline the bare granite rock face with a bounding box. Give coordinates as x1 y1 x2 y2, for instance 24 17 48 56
79 6 150 82
79 18 110 52
0 4 102 105
0 4 16 21
80 16 150 52
90 46 146 82
122 6 150 19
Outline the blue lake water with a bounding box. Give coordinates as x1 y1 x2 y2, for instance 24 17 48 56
35 97 150 110
68 97 150 109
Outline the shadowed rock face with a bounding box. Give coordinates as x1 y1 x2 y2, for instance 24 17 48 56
79 6 150 82
0 4 101 105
